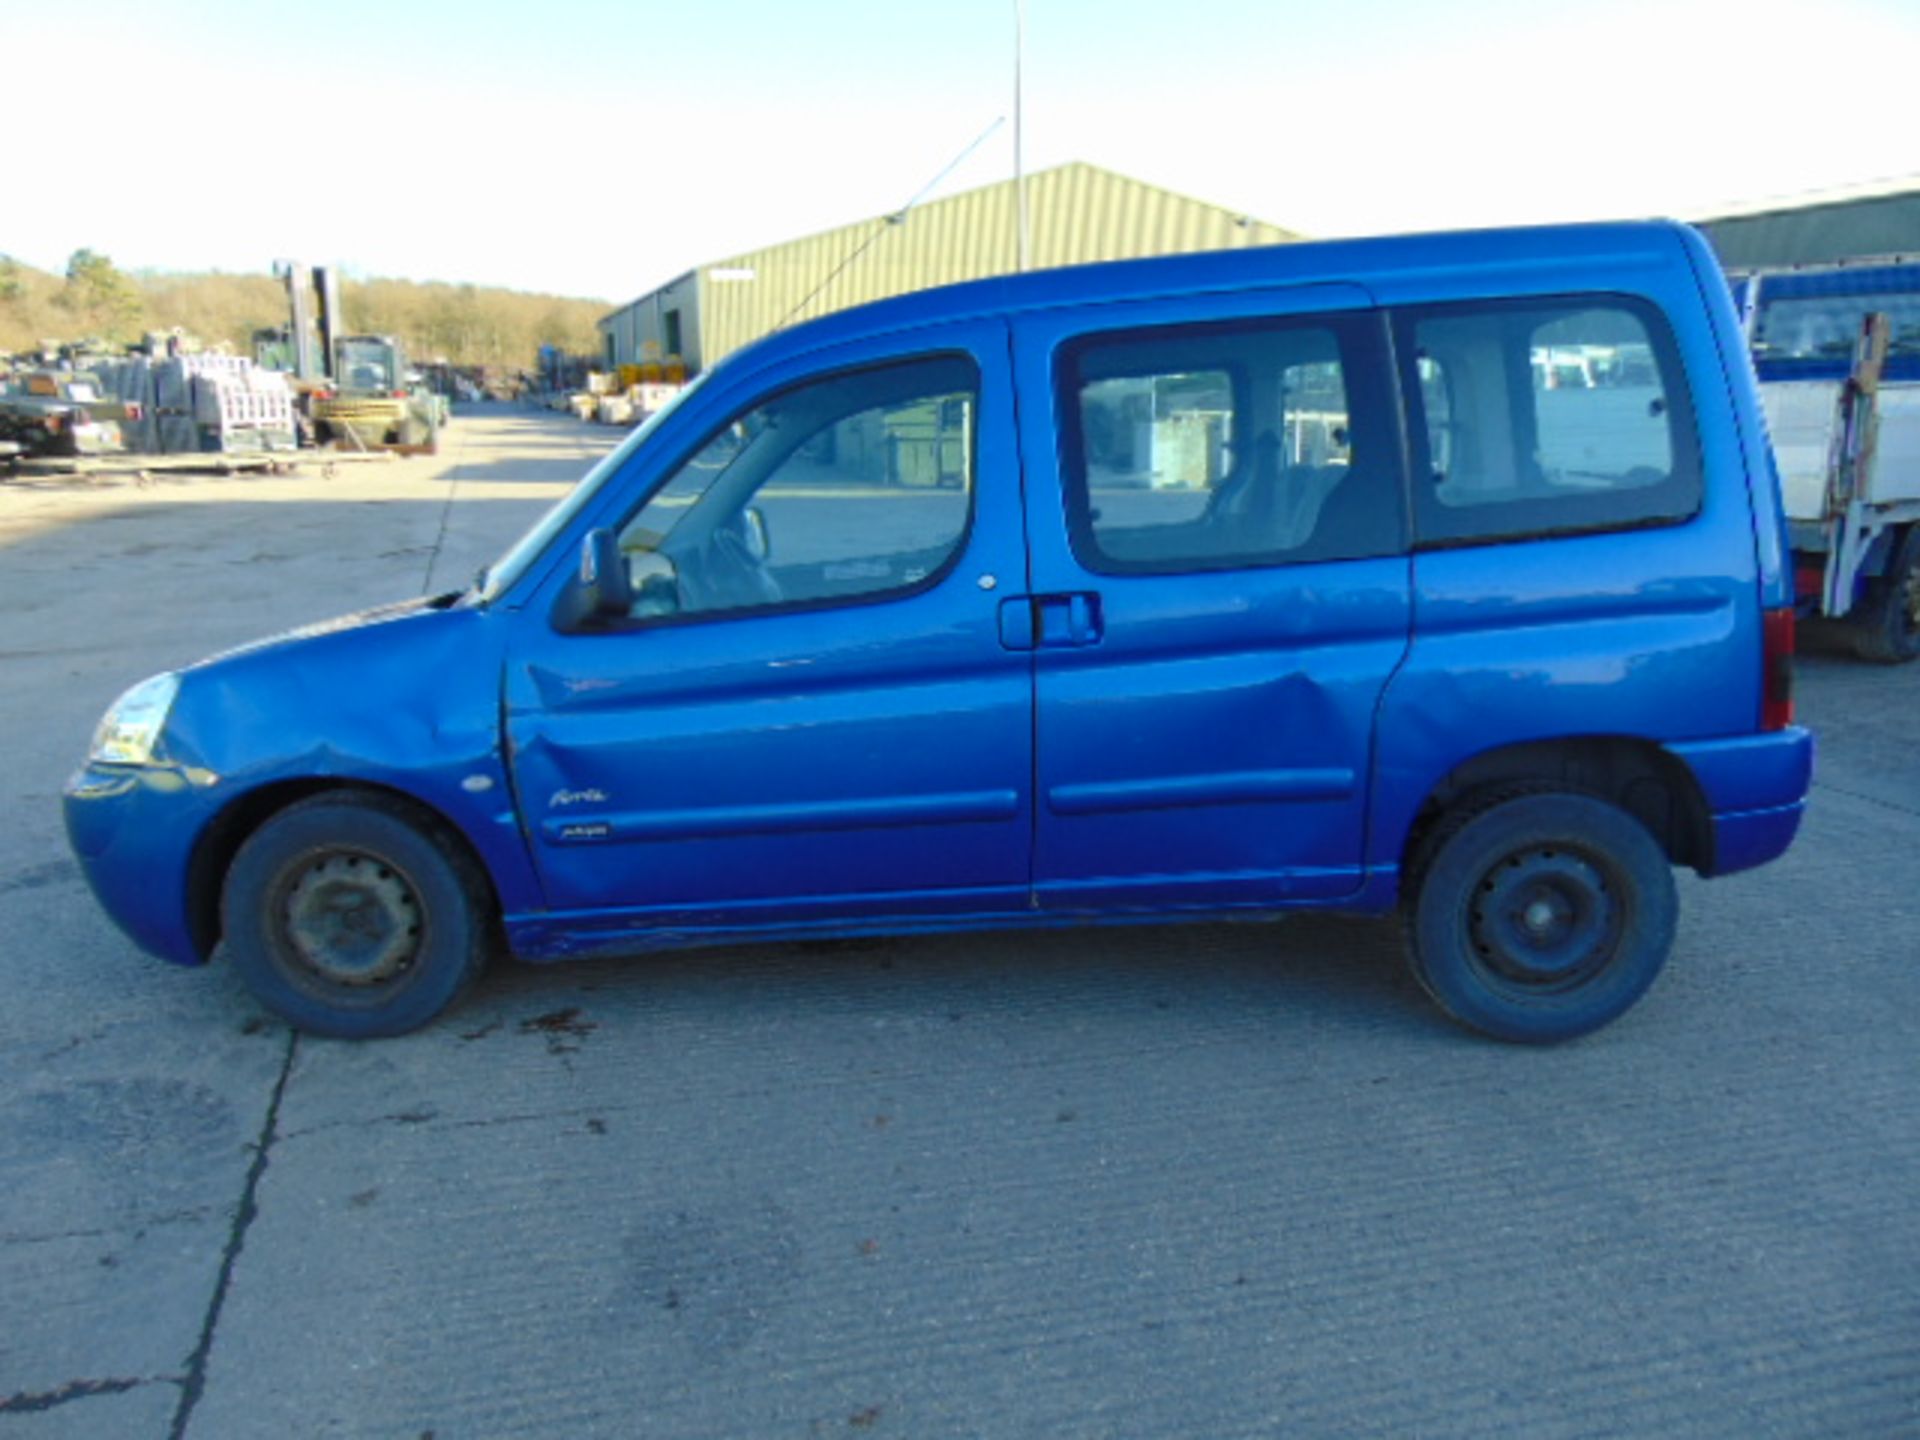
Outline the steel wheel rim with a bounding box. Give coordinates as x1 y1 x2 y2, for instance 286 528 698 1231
1467 845 1622 992
280 851 422 987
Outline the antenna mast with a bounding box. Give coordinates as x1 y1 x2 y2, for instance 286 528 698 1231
1015 0 1030 273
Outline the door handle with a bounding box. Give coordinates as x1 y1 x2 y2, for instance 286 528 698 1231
997 594 1103 649
1036 592 1102 648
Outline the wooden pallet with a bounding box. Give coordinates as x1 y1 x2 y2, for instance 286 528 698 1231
3 449 399 481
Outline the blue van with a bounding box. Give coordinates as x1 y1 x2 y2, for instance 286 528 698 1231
66 222 1812 1042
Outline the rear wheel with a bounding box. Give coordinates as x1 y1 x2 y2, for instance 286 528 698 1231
221 793 491 1037
1406 792 1676 1043
1850 525 1920 663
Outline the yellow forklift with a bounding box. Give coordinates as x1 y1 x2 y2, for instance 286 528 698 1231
267 262 442 455
311 334 441 455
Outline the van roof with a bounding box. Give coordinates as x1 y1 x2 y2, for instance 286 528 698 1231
732 219 1701 370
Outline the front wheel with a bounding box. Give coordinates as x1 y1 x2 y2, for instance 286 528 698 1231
221 792 492 1037
1406 792 1677 1043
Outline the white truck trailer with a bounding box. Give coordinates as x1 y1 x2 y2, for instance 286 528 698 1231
1733 258 1920 661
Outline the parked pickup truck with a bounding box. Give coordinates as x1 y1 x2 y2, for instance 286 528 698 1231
67 221 1811 1043
1731 258 1920 660
0 371 133 457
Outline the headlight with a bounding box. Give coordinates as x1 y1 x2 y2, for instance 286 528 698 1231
90 672 180 766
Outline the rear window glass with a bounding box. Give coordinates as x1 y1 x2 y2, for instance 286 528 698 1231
1397 297 1701 546
1754 287 1920 362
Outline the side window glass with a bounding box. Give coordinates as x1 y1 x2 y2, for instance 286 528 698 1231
1401 298 1700 545
617 355 975 620
1061 315 1401 573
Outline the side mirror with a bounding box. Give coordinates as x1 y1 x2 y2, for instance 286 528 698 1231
577 527 633 619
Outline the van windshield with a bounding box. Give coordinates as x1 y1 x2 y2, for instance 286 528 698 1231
475 375 707 603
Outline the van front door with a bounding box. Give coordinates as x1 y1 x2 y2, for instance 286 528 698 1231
505 326 1033 942
1009 289 1412 911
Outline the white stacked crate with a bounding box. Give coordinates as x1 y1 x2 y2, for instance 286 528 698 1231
184 357 299 453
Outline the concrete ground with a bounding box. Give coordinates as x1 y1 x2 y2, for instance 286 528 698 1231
0 407 1914 1439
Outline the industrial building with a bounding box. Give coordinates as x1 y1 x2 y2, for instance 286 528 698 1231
1694 174 1920 269
597 164 1920 380
598 162 1299 376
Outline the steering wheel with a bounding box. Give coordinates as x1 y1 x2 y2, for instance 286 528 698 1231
673 516 782 613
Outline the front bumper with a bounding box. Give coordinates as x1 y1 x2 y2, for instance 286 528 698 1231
64 763 220 966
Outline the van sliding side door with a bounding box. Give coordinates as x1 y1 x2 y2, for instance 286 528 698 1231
1008 286 1413 911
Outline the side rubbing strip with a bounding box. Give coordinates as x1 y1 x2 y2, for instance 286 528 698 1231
540 789 1022 844
1047 768 1354 816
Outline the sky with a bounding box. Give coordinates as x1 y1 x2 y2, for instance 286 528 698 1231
5 0 1918 304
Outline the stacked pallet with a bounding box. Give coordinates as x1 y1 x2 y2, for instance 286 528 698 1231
91 355 299 455
584 381 686 427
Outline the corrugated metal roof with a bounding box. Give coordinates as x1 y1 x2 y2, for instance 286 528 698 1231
1689 172 1920 224
609 162 1299 368
716 221 1694 376
1691 174 1920 270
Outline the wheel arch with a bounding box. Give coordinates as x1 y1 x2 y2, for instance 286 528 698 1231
1397 734 1714 888
185 777 504 962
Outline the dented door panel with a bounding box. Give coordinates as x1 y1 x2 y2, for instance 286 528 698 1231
1008 288 1414 909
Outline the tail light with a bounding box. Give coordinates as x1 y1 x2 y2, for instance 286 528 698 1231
1762 605 1795 731
392 388 406 398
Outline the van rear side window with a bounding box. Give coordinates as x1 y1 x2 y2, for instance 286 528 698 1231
1397 297 1701 546
1058 313 1403 573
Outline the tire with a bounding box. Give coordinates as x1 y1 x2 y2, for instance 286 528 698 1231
1849 525 1920 664
221 792 492 1038
1405 792 1677 1043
